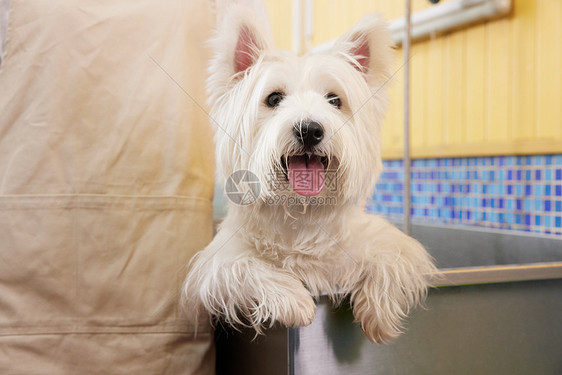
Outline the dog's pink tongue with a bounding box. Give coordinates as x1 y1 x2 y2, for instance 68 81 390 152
288 155 325 196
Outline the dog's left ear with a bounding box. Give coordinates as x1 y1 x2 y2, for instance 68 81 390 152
208 6 273 96
232 23 270 75
332 14 394 87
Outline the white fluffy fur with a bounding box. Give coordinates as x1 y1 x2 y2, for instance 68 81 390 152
183 6 438 343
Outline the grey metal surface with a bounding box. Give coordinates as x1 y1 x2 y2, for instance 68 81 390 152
409 223 562 268
215 225 562 375
403 0 412 236
217 278 562 375
436 262 562 286
292 280 562 375
216 323 288 375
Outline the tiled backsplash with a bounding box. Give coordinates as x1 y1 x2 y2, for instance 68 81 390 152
367 155 562 235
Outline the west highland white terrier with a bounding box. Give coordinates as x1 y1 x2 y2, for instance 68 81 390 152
183 6 437 343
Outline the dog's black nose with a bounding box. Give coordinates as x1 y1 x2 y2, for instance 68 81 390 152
294 121 324 149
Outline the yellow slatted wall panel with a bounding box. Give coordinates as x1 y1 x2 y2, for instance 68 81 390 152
264 0 293 51
512 0 536 142
426 37 444 150
536 0 562 140
411 42 428 149
444 31 465 149
486 18 511 144
265 0 562 158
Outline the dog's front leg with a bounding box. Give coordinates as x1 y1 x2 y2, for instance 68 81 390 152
182 227 316 333
348 214 436 343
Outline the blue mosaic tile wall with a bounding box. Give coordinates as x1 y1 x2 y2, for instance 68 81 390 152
367 155 562 235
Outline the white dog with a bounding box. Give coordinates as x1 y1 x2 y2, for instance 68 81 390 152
182 6 437 343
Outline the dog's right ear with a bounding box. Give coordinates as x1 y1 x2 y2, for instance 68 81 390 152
208 6 273 98
331 13 394 88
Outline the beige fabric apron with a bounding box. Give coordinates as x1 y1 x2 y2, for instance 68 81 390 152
0 1 215 373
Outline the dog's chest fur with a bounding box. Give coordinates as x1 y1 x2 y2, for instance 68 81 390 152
235 206 361 294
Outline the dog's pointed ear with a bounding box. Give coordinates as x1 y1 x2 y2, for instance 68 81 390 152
233 24 269 74
332 14 394 87
208 6 273 93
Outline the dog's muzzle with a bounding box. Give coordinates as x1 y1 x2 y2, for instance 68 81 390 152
293 120 324 151
276 121 328 197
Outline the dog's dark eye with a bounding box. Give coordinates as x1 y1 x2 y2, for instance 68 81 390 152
326 93 341 109
266 92 284 108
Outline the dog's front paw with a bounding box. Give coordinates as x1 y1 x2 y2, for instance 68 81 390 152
256 277 316 327
351 241 434 343
183 253 316 333
351 280 409 343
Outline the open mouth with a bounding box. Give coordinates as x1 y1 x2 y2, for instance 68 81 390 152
280 154 329 197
